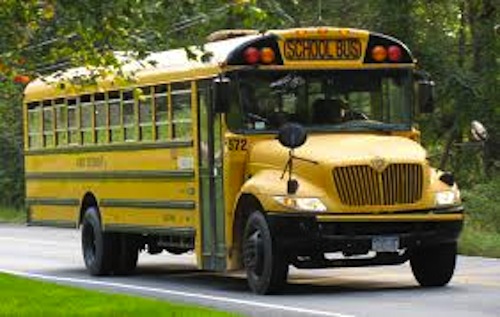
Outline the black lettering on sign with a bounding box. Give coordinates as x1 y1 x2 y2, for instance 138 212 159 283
76 156 105 168
226 138 248 151
284 38 362 61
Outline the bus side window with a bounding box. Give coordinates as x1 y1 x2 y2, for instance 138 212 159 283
123 90 136 141
80 94 94 145
27 102 42 148
42 100 54 148
139 86 153 141
171 82 192 140
68 98 79 145
94 93 107 144
55 98 67 146
108 90 122 143
154 84 168 141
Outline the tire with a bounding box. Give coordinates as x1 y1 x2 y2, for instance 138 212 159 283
410 242 457 287
81 207 117 276
114 233 139 275
243 211 289 294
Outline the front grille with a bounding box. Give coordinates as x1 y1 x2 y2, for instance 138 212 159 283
333 163 423 206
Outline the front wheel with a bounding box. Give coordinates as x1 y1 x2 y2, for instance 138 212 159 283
410 242 457 287
243 211 289 294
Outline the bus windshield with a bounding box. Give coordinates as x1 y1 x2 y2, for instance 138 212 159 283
227 69 414 132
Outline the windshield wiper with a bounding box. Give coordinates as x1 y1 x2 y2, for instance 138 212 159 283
336 120 394 131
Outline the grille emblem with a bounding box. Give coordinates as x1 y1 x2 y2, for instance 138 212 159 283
370 156 388 172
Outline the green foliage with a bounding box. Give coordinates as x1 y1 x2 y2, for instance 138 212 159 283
459 227 500 258
0 206 25 223
0 273 240 316
0 86 24 208
459 174 500 257
1 1 269 84
462 175 500 233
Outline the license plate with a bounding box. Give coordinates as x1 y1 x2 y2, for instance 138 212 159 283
372 236 400 252
283 38 362 61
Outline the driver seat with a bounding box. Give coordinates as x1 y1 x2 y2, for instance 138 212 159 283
312 99 343 124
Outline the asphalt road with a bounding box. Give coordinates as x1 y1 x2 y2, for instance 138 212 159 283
1 224 500 317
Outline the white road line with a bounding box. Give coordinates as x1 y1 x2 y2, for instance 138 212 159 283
0 268 354 317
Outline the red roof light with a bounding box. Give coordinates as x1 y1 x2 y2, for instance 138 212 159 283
388 45 402 62
243 47 260 64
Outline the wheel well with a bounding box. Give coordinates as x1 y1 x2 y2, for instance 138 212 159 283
79 192 99 227
232 194 263 267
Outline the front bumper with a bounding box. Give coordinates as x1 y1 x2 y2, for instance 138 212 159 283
267 206 464 255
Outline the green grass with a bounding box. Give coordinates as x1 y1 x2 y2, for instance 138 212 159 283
0 206 25 223
458 174 500 258
0 273 240 317
459 224 500 258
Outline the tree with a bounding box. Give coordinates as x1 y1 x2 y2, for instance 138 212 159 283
467 0 498 174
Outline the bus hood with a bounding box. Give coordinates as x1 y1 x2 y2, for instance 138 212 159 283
249 133 427 170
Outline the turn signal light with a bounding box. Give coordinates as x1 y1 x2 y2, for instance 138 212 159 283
372 46 387 62
260 47 275 64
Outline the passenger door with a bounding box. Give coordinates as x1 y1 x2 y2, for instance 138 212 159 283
197 81 226 271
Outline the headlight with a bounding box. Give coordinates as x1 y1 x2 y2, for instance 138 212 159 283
435 190 459 206
273 196 327 212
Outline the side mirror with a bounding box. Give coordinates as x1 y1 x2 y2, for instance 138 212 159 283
470 120 488 142
417 79 435 113
278 123 307 149
213 76 231 113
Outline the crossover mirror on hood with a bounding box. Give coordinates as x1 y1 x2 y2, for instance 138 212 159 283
278 122 307 149
278 123 314 194
470 120 488 142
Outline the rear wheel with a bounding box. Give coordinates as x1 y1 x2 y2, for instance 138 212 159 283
410 242 457 287
81 208 139 275
243 211 288 294
114 233 139 275
81 207 116 276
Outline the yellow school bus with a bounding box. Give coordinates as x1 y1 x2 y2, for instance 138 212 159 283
23 27 463 294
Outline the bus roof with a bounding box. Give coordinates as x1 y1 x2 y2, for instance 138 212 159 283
24 34 259 101
24 27 414 102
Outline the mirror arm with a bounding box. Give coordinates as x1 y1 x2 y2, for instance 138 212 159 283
280 151 318 195
280 150 299 195
291 154 319 165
